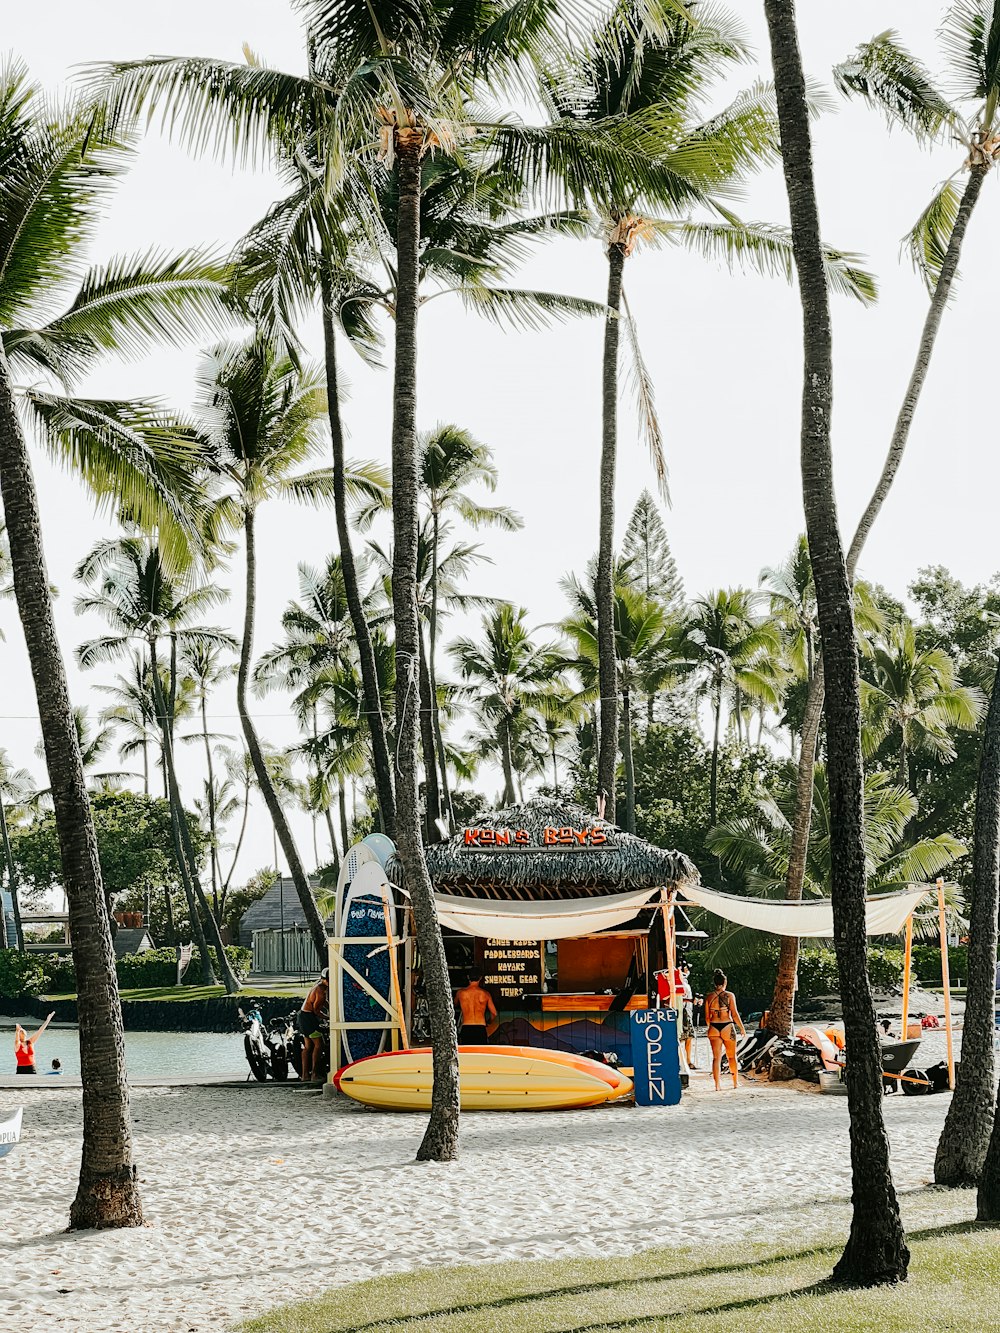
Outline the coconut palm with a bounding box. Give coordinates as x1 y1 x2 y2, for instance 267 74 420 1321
675 589 782 826
541 2 876 823
0 58 236 1228
861 620 986 789
75 536 239 993
561 566 680 833
451 605 566 806
179 640 237 917
192 334 386 961
764 0 908 1284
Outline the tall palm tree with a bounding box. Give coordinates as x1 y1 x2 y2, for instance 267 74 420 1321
862 620 985 789
0 60 232 1228
764 0 908 1285
543 2 874 823
75 537 239 992
193 334 386 962
97 654 162 797
451 605 565 806
676 589 782 826
179 640 237 918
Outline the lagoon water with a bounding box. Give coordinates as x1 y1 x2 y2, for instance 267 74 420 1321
0 1024 245 1078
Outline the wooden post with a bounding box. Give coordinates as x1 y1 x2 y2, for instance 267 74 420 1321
937 877 955 1090
381 888 408 1050
901 913 913 1040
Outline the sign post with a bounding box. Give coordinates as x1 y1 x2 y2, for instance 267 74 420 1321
630 1009 681 1106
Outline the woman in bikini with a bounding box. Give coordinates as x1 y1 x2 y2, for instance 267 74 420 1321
705 970 746 1091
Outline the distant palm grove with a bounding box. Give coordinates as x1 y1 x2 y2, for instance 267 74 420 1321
2 0 1000 1285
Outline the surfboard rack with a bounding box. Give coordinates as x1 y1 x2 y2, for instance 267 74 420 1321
327 932 412 1068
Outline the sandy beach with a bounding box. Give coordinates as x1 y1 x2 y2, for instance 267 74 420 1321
0 1045 968 1333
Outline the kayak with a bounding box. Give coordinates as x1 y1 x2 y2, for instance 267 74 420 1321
0 1106 23 1160
334 1045 633 1111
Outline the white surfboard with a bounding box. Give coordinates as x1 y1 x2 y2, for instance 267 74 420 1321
340 861 399 1064
333 842 378 938
362 832 396 869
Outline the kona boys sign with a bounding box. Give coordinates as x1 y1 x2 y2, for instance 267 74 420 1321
462 825 613 850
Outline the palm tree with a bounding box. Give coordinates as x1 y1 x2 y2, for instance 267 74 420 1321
193 334 386 962
862 620 986 789
562 567 679 834
764 0 908 1284
0 748 33 951
0 60 234 1228
75 536 239 992
451 605 565 806
938 653 1000 1192
96 654 162 797
179 640 236 918
419 424 521 829
676 589 782 826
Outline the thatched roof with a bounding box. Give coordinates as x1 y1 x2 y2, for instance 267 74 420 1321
387 798 698 901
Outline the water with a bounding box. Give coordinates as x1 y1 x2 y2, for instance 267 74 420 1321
1 1025 245 1079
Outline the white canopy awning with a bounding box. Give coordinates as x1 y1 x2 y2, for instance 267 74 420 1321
434 887 658 940
681 884 929 939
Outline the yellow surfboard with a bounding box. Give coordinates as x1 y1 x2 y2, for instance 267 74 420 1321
334 1045 633 1112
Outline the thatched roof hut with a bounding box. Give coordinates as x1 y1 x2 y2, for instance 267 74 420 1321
388 798 698 901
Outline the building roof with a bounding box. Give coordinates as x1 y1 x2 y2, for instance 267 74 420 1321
239 877 330 946
388 797 698 901
113 928 155 959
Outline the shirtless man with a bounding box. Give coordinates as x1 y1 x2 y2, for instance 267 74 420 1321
296 969 329 1081
454 972 497 1043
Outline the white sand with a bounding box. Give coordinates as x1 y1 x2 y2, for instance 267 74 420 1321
0 1052 966 1333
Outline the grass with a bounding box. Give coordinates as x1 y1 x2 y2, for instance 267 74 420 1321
44 982 309 1003
236 1188 1000 1333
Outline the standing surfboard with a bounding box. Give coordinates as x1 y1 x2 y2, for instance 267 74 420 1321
362 832 396 869
0 1106 23 1159
333 842 378 938
341 861 398 1063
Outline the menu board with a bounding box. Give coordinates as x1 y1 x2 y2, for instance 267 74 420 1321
481 938 544 1002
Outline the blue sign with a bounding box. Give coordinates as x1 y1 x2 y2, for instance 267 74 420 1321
630 1009 682 1106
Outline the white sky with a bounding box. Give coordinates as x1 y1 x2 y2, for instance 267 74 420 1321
1 3 991 890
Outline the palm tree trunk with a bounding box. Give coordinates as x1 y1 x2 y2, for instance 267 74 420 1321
162 880 175 947
323 805 340 870
710 679 722 828
765 0 908 1285
500 720 517 806
551 738 559 794
200 692 220 920
0 346 142 1228
320 265 396 838
223 775 251 899
768 658 824 1035
391 131 459 1162
429 510 454 831
149 642 235 991
0 792 24 951
141 736 149 797
596 241 626 823
338 784 349 854
417 627 442 840
936 663 1000 1186
238 508 327 962
622 684 636 835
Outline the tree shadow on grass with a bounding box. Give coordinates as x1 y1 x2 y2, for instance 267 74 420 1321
326 1216 992 1333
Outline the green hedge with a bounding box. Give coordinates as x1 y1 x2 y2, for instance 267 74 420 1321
0 945 252 998
687 945 905 1003
911 944 970 986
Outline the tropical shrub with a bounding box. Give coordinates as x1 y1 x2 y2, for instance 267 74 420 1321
910 944 971 987
0 949 47 998
686 944 904 1004
115 946 251 989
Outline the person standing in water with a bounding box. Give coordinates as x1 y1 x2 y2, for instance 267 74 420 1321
454 972 497 1043
14 1013 55 1074
705 970 746 1091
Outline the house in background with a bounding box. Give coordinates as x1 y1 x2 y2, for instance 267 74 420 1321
112 927 155 959
240 877 331 975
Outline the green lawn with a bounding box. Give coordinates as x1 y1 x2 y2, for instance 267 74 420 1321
45 982 309 1003
237 1189 999 1333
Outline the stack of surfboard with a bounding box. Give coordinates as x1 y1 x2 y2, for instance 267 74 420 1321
335 1046 633 1111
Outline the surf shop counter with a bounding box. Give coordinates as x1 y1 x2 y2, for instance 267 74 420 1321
491 994 648 1063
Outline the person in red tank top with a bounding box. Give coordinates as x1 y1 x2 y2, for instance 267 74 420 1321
14 1013 55 1075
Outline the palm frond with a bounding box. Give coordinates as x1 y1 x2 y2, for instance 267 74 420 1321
905 177 963 291
620 288 667 502
834 30 958 143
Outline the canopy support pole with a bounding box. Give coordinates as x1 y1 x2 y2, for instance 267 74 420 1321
901 912 914 1039
936 877 955 1090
